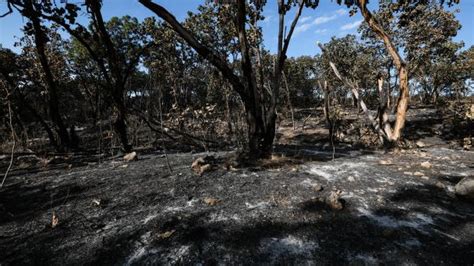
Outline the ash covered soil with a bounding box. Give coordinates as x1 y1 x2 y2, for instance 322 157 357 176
1 109 474 265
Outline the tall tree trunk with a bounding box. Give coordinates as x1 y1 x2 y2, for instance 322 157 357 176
28 3 70 150
87 0 131 152
358 0 409 143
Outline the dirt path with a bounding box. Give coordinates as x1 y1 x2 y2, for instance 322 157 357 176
1 144 473 265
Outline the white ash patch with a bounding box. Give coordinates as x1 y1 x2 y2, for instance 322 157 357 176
439 170 471 177
352 254 379 265
245 201 271 210
166 245 192 264
304 161 369 181
300 178 320 188
164 198 200 213
126 232 156 265
259 235 318 259
400 238 422 248
186 198 199 207
143 213 158 224
209 211 240 222
300 149 348 157
357 207 433 231
164 206 187 213
307 167 333 180
126 247 147 265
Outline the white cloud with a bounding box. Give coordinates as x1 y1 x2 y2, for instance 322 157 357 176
315 28 328 34
300 16 312 23
263 15 272 24
313 14 338 25
295 22 313 34
295 9 346 34
340 19 363 30
335 8 347 16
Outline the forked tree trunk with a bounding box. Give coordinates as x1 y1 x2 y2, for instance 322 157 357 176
358 0 409 143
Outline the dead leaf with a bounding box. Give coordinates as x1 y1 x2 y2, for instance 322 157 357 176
51 212 59 228
192 157 213 175
157 229 175 239
203 197 220 206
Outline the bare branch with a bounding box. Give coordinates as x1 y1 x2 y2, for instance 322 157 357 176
0 2 13 18
138 0 248 102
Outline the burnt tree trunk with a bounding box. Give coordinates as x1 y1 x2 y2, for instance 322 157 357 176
140 0 303 158
87 0 131 152
28 3 70 150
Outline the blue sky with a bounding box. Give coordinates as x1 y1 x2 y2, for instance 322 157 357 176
0 0 473 57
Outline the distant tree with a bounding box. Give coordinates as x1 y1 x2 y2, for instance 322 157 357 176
337 0 460 144
284 56 318 108
6 0 154 152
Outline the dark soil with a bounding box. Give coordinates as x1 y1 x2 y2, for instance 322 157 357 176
1 107 473 265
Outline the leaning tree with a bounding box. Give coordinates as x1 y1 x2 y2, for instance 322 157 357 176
139 0 318 158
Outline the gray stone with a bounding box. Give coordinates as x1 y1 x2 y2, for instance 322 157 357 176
454 177 474 199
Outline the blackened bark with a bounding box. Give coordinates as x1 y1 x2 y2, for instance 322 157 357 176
26 1 70 150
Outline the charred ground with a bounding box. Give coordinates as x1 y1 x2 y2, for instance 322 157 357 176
1 105 473 265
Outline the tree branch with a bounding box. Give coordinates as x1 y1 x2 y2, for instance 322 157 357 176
138 0 248 102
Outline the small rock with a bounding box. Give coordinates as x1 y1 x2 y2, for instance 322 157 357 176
347 176 355 182
413 171 424 176
92 199 101 206
416 140 426 148
454 177 474 199
403 172 413 176
123 152 137 162
435 182 446 189
420 161 432 169
420 176 429 180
